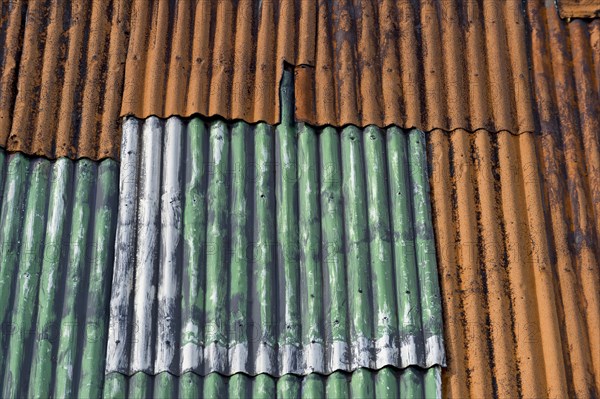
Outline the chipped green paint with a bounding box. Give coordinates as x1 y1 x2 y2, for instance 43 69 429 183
3 158 51 398
181 118 208 372
386 128 423 341
229 121 250 353
254 122 277 351
29 159 73 399
319 127 348 344
54 159 98 399
79 160 119 398
104 368 441 398
0 151 119 398
104 70 444 395
298 124 324 351
341 125 373 347
363 126 398 341
205 120 231 349
0 154 28 380
408 129 444 341
276 69 301 349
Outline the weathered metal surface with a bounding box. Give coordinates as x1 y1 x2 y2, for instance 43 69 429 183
557 0 600 18
0 150 119 398
103 367 442 399
431 2 600 397
106 72 444 378
429 131 599 396
0 0 130 160
5 0 592 162
120 0 535 135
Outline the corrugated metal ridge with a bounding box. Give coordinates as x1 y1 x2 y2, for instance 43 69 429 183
528 0 599 394
0 149 119 398
120 0 535 135
103 367 442 398
105 109 445 377
0 0 129 161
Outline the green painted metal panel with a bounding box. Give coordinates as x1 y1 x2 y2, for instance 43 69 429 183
103 367 441 399
0 150 119 398
107 72 445 379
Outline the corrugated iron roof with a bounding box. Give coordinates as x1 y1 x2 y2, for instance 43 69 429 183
431 2 599 397
103 367 442 398
429 129 599 399
0 0 129 160
0 150 119 398
121 0 535 135
106 111 445 378
557 0 600 18
1 0 541 161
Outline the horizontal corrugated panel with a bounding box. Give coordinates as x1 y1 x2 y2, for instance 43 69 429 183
428 129 599 398
0 150 119 398
557 0 600 18
0 0 129 160
102 367 442 399
295 0 534 133
0 0 539 161
120 0 535 135
105 112 445 377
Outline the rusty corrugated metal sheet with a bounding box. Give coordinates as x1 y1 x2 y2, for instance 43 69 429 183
0 0 540 162
0 149 119 398
557 0 600 18
430 1 600 397
429 129 599 399
0 0 129 160
120 0 535 135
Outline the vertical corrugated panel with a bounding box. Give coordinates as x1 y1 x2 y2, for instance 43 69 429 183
106 71 445 378
428 129 599 398
0 150 119 398
103 367 442 399
0 0 130 160
432 2 599 397
528 0 600 395
119 0 534 135
106 116 445 377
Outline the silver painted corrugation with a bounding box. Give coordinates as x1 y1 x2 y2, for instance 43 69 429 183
105 116 446 378
106 118 140 374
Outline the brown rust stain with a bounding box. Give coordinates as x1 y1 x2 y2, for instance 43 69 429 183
529 0 600 393
0 0 558 161
120 0 299 126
